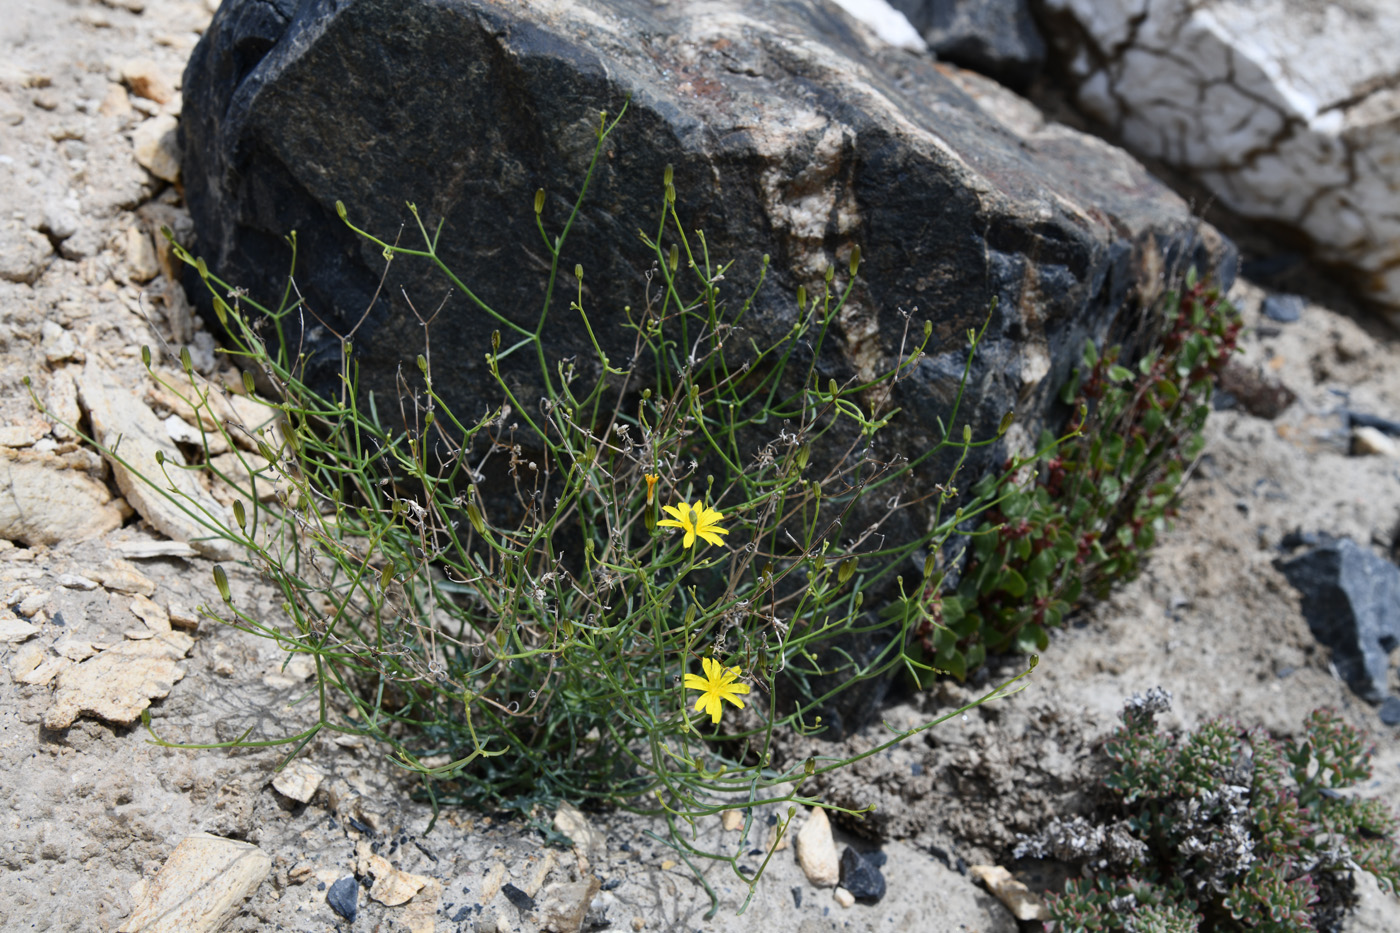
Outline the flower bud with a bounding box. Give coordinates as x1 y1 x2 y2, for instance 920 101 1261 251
574 263 583 280
534 188 545 214
379 563 395 590
848 245 861 277
335 200 347 221
242 370 256 394
233 499 246 530
140 346 151 367
998 410 1015 436
491 329 500 351
213 564 231 603
797 285 807 311
195 257 208 279
417 354 428 374
180 346 193 374
668 243 679 272
838 558 856 584
824 263 834 283
663 163 673 186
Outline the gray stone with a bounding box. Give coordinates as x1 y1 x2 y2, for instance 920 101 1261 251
1380 696 1400 727
1262 293 1303 324
839 846 887 901
326 876 358 922
890 0 1045 88
181 0 1233 533
1276 537 1400 704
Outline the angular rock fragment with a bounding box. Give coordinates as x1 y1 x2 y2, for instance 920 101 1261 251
969 864 1049 921
132 113 181 182
77 361 233 558
44 632 193 730
537 876 601 933
0 448 126 546
120 833 272 933
1276 536 1400 704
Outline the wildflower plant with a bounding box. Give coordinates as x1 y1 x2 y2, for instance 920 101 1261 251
40 105 1039 914
1018 691 1400 932
913 276 1240 680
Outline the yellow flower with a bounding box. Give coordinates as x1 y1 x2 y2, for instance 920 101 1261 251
684 656 750 724
645 473 659 506
658 500 729 548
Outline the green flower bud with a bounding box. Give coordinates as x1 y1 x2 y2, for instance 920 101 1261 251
838 558 856 584
797 285 806 311
140 346 151 368
663 163 673 187
242 371 256 394
824 263 834 283
574 263 583 280
335 200 347 221
668 243 679 272
213 564 231 603
417 354 428 374
233 499 246 530
848 245 861 277
534 188 545 214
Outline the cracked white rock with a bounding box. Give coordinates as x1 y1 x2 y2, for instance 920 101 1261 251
132 113 181 183
1043 0 1400 312
969 864 1050 922
119 833 271 933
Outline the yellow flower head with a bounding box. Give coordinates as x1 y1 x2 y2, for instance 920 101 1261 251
645 473 659 506
684 656 750 724
657 500 729 548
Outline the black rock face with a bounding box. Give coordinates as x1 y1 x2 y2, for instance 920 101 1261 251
1277 537 1400 704
890 0 1046 88
182 0 1231 492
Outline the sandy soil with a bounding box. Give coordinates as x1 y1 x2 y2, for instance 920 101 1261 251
1 2 1397 932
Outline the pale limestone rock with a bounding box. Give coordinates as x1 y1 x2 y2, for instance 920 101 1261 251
55 573 99 590
1043 0 1400 312
0 449 125 546
44 366 80 441
8 640 44 679
92 560 157 596
1352 426 1398 458
400 878 443 933
0 220 53 284
0 414 52 448
16 655 72 686
796 806 840 887
44 632 193 729
0 612 38 643
77 362 233 558
100 82 134 117
129 594 171 633
124 226 160 282
553 802 606 868
271 760 323 803
969 864 1050 922
833 887 855 908
131 113 181 182
40 320 81 364
113 540 200 559
119 833 271 933
355 840 431 907
164 414 230 454
120 59 176 105
537 876 601 933
721 808 745 831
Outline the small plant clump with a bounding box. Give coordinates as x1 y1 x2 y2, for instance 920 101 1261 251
915 276 1241 679
1016 690 1400 932
32 105 1040 915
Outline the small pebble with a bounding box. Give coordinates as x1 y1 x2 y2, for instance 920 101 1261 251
1380 697 1400 727
1262 293 1304 323
326 876 358 922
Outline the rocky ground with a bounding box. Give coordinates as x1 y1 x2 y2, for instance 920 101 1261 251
1 2 1399 932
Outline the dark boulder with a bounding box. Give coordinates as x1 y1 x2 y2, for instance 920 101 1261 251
889 0 1046 89
182 0 1231 501
1276 537 1400 704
